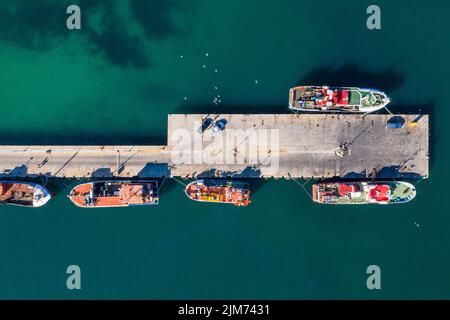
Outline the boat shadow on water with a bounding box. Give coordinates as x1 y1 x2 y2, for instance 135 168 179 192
297 64 405 92
339 167 424 181
191 167 261 179
174 103 289 115
0 133 167 146
188 167 270 196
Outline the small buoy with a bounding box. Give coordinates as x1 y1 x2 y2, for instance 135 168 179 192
214 86 218 90
214 69 218 73
202 64 206 69
184 97 188 101
205 53 209 57
255 80 259 84
180 55 183 59
414 222 420 227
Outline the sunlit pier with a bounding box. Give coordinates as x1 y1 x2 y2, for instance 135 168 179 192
0 146 171 179
0 114 429 180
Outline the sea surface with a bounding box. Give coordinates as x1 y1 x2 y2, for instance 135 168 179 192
0 0 449 299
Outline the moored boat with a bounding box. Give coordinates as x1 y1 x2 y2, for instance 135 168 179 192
312 181 416 205
68 180 159 208
289 86 390 113
0 181 51 207
185 180 251 206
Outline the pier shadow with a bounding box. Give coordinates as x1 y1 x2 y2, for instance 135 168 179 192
91 168 113 179
375 166 423 180
137 163 170 178
1 165 29 177
184 167 268 194
236 166 263 178
195 166 262 179
334 165 424 180
191 167 269 195
195 168 221 178
297 64 405 92
342 171 368 179
0 133 167 146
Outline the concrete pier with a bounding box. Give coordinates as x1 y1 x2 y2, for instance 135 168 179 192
168 114 429 179
0 114 429 180
0 146 171 179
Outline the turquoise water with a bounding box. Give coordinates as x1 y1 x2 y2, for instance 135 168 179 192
0 0 449 299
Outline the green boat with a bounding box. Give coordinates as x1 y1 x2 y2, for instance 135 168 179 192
289 86 391 113
312 181 416 205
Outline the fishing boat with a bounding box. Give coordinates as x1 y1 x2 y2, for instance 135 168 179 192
185 180 251 206
0 181 51 207
289 86 390 113
312 181 416 205
68 180 159 208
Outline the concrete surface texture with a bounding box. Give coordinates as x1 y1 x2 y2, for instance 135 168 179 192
0 114 429 180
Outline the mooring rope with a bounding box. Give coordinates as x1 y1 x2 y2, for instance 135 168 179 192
171 176 188 187
383 105 394 115
288 173 314 200
40 175 49 187
159 176 167 189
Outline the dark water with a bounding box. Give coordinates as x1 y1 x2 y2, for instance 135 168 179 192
0 0 449 299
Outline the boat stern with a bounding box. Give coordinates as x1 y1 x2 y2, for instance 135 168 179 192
288 86 306 110
289 87 295 109
397 181 417 203
32 184 51 207
67 183 94 208
312 184 319 203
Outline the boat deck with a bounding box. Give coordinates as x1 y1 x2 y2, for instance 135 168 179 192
0 114 429 180
0 183 33 202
